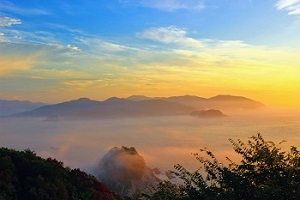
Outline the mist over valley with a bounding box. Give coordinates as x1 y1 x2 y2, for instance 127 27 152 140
0 95 299 175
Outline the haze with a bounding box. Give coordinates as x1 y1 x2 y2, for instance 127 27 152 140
0 0 300 182
1 108 299 174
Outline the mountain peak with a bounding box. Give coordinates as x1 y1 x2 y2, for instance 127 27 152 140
104 97 124 103
77 97 92 102
209 94 247 101
168 95 206 101
66 97 98 104
126 95 151 101
127 95 148 98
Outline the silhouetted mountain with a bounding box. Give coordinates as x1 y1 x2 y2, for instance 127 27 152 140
12 98 101 119
126 94 265 111
8 94 264 119
126 95 153 101
206 95 265 110
12 98 194 119
167 95 206 102
165 95 208 108
191 109 227 118
126 95 205 104
0 99 47 116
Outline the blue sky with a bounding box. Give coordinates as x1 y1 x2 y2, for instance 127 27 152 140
0 0 300 106
1 0 299 46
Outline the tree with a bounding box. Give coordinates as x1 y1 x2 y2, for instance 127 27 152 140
146 134 300 200
0 148 120 200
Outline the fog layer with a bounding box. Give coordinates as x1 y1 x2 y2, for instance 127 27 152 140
0 109 299 173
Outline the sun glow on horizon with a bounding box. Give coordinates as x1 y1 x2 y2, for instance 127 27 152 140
0 1 299 108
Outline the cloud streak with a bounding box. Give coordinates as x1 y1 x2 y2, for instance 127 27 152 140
0 56 35 76
0 16 21 27
276 0 300 15
136 26 204 48
0 0 50 15
0 22 299 106
121 0 204 11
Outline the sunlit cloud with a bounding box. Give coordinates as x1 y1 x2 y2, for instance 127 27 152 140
276 0 300 15
63 79 106 91
0 22 299 106
136 26 204 48
66 44 81 52
0 56 36 76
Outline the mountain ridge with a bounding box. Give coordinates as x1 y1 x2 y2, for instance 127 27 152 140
10 98 194 119
0 99 47 116
4 94 264 120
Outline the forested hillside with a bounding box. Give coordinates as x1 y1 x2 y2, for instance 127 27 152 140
0 148 120 200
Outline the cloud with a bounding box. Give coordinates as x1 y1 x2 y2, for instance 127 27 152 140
66 44 81 52
136 26 204 48
0 0 50 15
0 29 60 45
0 32 6 42
140 0 204 11
0 56 35 76
0 16 21 26
94 146 161 197
63 79 103 90
276 0 300 15
1 21 299 106
120 0 205 11
78 37 139 53
0 42 89 80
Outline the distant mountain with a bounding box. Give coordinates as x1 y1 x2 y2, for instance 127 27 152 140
0 99 47 116
191 109 228 118
7 94 264 120
126 95 206 103
165 95 208 108
126 94 265 111
167 95 206 101
126 95 153 101
11 98 104 119
12 97 194 119
206 95 265 110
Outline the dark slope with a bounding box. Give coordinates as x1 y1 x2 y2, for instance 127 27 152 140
14 98 101 118
13 98 194 119
0 147 120 200
190 109 228 118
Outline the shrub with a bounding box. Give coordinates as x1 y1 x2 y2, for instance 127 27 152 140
146 134 300 200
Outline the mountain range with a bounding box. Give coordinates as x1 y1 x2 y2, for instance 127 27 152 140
1 94 264 119
0 99 47 116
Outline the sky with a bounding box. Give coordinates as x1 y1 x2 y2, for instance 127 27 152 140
0 0 299 107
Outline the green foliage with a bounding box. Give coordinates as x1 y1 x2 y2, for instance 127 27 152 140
146 134 300 200
0 148 120 200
